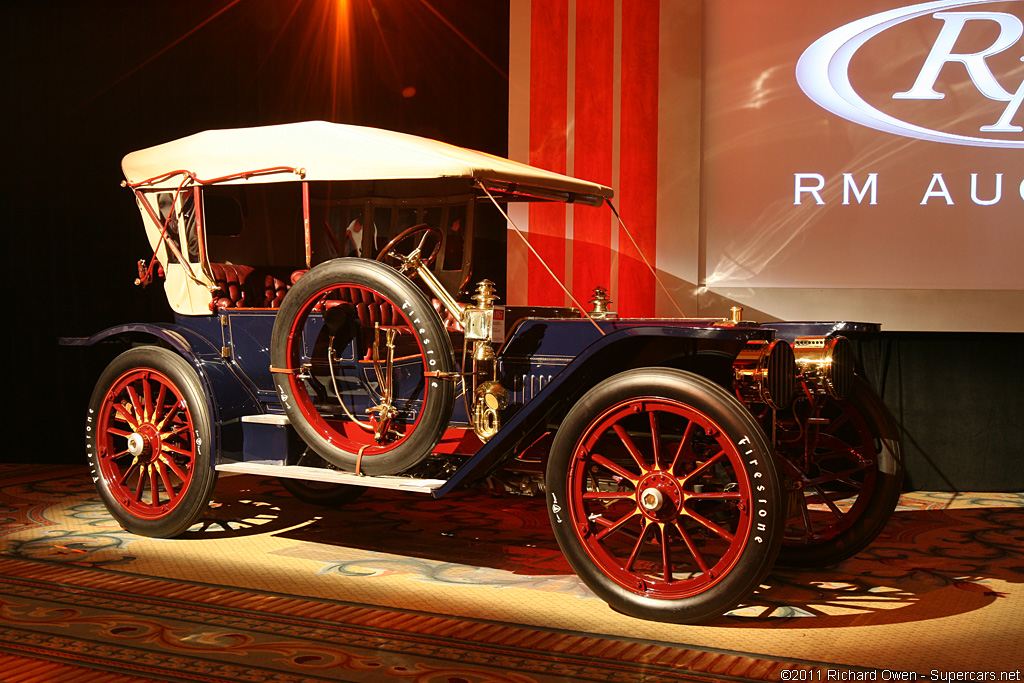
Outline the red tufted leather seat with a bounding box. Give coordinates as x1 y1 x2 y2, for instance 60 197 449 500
211 264 295 309
333 286 402 329
262 273 290 308
211 263 254 309
287 270 460 332
431 298 464 334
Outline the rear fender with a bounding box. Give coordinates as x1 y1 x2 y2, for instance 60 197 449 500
61 323 261 463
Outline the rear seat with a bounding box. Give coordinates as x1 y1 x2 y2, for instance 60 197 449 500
260 270 291 308
210 263 254 309
212 266 462 342
210 264 298 309
288 270 405 329
336 286 403 328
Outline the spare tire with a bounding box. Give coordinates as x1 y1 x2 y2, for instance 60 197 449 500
270 258 456 475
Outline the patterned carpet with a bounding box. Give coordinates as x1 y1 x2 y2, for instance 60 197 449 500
1 463 1022 682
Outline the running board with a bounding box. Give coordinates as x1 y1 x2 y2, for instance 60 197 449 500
215 462 446 494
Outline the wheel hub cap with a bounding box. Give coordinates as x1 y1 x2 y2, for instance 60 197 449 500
640 487 665 511
127 427 157 460
636 473 682 521
127 432 146 456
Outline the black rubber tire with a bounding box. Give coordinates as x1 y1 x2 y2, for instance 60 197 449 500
776 377 904 567
86 346 216 538
270 258 455 476
547 368 783 624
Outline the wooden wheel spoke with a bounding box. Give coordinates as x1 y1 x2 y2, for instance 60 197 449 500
837 449 873 469
832 473 864 488
594 509 641 542
157 462 178 502
814 435 869 461
162 424 189 440
161 442 195 459
112 403 139 430
153 383 168 423
660 524 673 583
133 467 147 501
823 412 850 435
669 421 696 474
161 455 189 483
582 490 636 501
159 400 182 429
674 522 711 574
805 464 865 489
118 460 140 487
684 506 735 542
142 377 153 422
680 449 727 486
688 491 743 500
649 411 664 470
625 522 652 570
613 424 650 472
589 453 640 484
798 493 813 531
150 465 160 506
106 427 133 439
810 483 845 519
125 386 145 422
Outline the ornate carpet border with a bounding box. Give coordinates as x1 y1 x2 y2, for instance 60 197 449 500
0 555 864 682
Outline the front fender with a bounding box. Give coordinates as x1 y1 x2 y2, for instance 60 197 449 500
435 323 772 496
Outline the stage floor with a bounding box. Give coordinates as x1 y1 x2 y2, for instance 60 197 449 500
1 463 1022 682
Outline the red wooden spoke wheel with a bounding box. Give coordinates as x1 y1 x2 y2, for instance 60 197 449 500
548 368 782 624
87 347 215 538
98 368 196 515
270 259 455 476
568 399 754 597
776 377 904 567
780 394 877 543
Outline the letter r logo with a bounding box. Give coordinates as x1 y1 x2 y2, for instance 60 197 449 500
894 11 1023 101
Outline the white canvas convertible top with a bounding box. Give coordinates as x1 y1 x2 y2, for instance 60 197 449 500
122 121 613 204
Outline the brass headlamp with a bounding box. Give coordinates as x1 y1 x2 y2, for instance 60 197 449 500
733 339 797 410
792 335 854 400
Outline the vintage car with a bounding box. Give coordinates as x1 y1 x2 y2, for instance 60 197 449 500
63 121 903 624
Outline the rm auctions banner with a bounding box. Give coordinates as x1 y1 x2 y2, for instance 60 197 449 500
510 0 1024 330
702 0 1024 292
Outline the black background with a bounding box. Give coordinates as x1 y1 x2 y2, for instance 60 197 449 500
3 0 509 464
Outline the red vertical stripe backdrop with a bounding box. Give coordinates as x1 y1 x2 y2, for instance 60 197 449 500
528 0 569 306
617 1 659 317
572 0 615 307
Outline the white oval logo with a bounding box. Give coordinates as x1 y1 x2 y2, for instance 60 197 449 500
796 0 1024 148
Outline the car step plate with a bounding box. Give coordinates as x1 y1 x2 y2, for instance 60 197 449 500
214 462 446 494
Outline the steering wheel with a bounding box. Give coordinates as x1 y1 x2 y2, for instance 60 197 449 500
375 223 443 272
